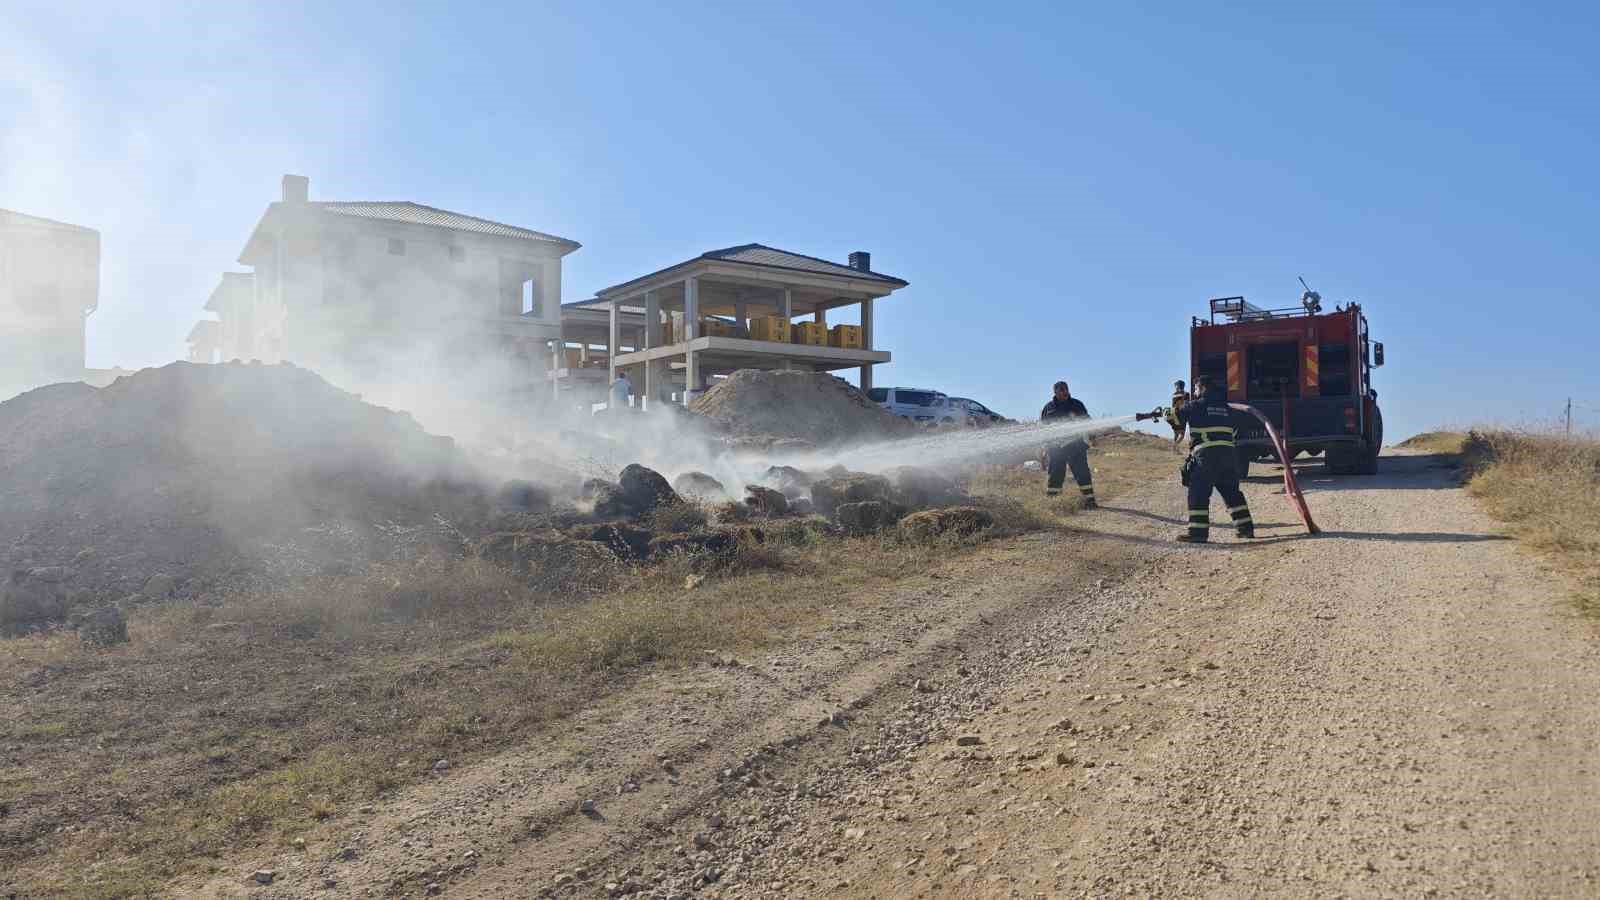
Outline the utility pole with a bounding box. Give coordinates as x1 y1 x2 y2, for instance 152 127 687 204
1566 397 1573 436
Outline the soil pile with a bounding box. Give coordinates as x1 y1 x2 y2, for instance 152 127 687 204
0 362 489 616
689 369 913 448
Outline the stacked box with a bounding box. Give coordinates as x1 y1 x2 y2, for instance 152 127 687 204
748 316 791 343
793 322 828 346
660 320 675 345
562 348 583 369
701 318 739 338
829 324 863 349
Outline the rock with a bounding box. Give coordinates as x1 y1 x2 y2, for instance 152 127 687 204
1 569 71 627
251 869 276 885
1022 459 1041 471
433 758 451 772
495 479 550 512
886 466 966 509
742 485 788 517
337 847 359 861
835 500 897 536
1055 752 1075 766
76 604 128 646
761 465 815 498
788 497 815 517
956 735 983 747
672 471 727 500
426 883 442 896
590 482 633 519
897 507 996 541
579 798 599 814
809 473 892 518
142 572 178 599
618 464 678 513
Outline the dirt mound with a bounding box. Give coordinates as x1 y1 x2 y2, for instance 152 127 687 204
688 370 913 446
0 361 490 617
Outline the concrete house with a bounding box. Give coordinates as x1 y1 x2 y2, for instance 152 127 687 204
195 175 576 390
0 209 101 398
552 245 906 406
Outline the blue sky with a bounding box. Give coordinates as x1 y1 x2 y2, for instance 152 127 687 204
4 1 1597 438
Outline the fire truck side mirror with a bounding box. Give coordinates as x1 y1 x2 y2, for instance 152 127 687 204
1373 342 1385 367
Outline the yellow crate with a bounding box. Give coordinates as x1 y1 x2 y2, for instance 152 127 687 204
701 318 739 338
793 322 828 346
659 321 675 345
748 316 791 343
829 324 863 349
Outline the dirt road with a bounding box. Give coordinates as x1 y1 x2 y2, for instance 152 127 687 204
205 449 1600 899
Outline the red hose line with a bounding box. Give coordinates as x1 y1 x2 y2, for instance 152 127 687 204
1228 402 1320 535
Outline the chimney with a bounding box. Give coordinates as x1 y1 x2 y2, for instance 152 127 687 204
281 174 309 204
848 250 871 272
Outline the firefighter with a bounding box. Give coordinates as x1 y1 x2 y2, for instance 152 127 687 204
1165 379 1188 451
1171 375 1253 542
1040 380 1097 508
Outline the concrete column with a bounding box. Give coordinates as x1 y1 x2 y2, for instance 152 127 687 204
684 277 700 402
542 259 562 322
859 296 874 391
643 290 663 405
608 300 620 385
684 277 699 339
815 307 827 327
781 287 792 321
735 300 748 335
644 291 661 347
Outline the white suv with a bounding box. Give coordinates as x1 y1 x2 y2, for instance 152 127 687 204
868 387 955 424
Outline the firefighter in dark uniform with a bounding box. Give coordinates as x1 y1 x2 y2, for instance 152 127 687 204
1040 380 1097 508
1171 375 1253 542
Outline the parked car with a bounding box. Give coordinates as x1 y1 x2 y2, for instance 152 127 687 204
948 397 1005 427
867 386 954 424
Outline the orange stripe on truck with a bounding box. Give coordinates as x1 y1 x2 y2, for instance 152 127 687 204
1226 351 1242 399
1304 343 1319 395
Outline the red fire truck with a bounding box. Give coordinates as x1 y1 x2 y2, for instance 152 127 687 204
1190 285 1385 475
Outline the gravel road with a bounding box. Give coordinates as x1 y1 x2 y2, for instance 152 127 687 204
199 449 1600 899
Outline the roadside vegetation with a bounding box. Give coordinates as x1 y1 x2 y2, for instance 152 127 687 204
0 432 1172 897
1456 429 1600 617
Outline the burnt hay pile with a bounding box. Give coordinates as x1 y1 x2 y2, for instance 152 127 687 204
0 362 490 626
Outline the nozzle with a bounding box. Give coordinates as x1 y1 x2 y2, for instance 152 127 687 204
1134 407 1165 422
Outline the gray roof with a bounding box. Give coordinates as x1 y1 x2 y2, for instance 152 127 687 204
312 201 578 248
599 243 907 295
703 244 905 285
0 207 98 234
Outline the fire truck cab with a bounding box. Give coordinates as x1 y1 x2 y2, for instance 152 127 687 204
1190 292 1384 475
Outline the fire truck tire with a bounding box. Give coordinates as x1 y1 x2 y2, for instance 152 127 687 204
1356 409 1384 475
1325 449 1361 475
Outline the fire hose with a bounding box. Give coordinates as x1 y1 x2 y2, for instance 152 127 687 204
1135 405 1320 535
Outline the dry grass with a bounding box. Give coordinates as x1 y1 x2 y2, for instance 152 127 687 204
1462 429 1600 616
0 432 1179 897
1398 431 1469 454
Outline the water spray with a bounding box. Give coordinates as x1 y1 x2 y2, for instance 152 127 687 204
776 415 1137 474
